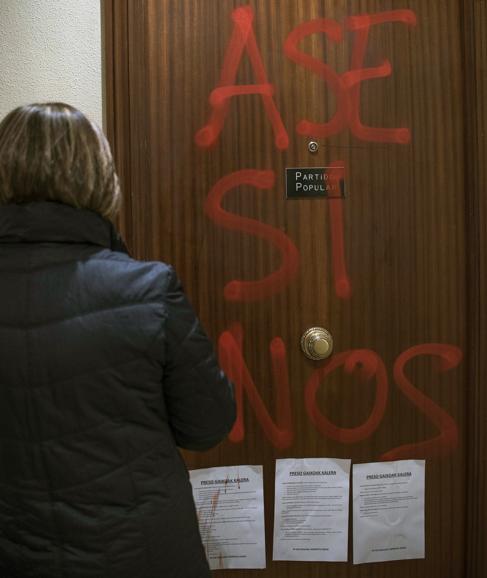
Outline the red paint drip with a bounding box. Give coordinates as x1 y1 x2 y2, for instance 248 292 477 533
304 349 388 443
205 170 300 302
218 323 293 449
381 344 462 460
195 5 289 150
326 161 351 299
345 10 417 143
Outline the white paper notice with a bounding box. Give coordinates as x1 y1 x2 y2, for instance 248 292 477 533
353 459 425 564
273 458 351 562
189 465 266 570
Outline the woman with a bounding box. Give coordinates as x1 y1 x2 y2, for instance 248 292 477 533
0 103 236 578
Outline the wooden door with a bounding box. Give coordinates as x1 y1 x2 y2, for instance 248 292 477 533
104 1 486 576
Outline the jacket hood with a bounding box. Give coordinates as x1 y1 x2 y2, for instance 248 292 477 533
0 201 129 254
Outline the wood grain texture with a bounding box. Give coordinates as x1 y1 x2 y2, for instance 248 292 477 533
463 1 487 576
103 1 481 576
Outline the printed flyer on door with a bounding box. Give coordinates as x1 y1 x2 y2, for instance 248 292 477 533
189 465 266 570
273 457 351 562
353 459 425 564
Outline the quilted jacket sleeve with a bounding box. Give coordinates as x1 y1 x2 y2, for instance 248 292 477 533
160 267 236 450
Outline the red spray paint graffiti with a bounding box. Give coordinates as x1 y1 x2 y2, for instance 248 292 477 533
205 169 300 302
205 165 349 302
197 7 417 147
326 162 351 299
219 322 293 450
282 9 417 142
218 328 462 458
283 18 347 139
197 7 417 300
194 4 462 458
195 5 289 150
381 344 463 460
344 10 416 143
304 349 388 443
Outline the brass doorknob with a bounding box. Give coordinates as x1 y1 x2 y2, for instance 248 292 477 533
300 327 333 360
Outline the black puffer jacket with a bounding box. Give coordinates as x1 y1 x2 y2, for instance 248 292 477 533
0 201 236 578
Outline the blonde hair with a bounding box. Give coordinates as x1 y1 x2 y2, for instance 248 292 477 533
0 102 121 221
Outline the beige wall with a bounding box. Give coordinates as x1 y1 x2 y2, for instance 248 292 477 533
0 0 102 126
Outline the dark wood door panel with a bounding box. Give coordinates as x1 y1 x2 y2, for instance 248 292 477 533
104 0 487 575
